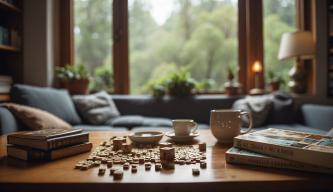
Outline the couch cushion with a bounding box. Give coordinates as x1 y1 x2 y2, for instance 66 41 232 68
74 124 128 132
109 115 173 129
142 117 172 127
131 124 209 133
4 103 72 130
72 91 120 125
10 84 81 125
112 95 241 124
109 115 144 128
302 104 333 131
0 106 25 134
265 92 296 124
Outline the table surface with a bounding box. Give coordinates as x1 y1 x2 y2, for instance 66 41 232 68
0 130 332 192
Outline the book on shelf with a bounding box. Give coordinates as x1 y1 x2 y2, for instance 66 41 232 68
0 85 10 93
0 75 13 84
234 128 333 169
8 128 83 140
7 142 92 161
226 147 333 175
8 132 89 151
0 94 10 101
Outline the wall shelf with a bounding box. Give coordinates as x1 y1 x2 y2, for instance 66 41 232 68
0 0 21 13
0 0 23 93
0 44 19 52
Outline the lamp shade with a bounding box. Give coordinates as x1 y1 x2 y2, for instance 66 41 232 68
278 31 315 60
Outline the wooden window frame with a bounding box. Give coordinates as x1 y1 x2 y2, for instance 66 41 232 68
113 0 129 94
62 0 312 95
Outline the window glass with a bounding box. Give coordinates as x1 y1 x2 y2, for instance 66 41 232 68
129 0 238 94
264 0 296 91
74 0 113 93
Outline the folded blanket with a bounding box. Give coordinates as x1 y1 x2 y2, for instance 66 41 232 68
232 95 273 128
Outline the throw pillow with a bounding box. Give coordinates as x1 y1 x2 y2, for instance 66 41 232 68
265 91 296 124
232 95 272 128
72 91 120 125
3 103 72 130
10 84 82 125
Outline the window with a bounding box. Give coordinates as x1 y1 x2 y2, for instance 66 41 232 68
129 0 238 94
67 0 308 95
74 0 114 92
263 0 296 91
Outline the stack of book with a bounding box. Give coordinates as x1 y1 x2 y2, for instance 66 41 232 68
7 128 92 161
0 75 12 94
226 128 333 174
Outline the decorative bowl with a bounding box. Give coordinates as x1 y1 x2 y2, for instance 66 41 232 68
128 131 164 144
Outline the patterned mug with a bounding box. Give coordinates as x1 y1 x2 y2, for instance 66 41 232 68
210 109 252 143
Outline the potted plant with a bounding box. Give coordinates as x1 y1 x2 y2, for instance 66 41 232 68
224 66 240 96
165 68 196 97
195 79 215 94
267 70 284 92
56 64 91 95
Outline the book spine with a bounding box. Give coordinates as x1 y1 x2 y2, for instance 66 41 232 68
226 151 333 175
50 142 92 160
233 137 333 169
47 134 89 150
27 150 47 161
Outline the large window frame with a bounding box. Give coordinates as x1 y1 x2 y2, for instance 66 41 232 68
58 0 314 95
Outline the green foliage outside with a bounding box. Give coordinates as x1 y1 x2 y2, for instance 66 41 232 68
74 0 296 94
129 0 238 94
264 0 296 91
74 0 113 92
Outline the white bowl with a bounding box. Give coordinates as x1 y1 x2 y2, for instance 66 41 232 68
128 131 164 144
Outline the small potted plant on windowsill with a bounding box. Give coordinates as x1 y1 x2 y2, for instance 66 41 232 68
56 64 91 95
267 70 284 92
224 66 240 96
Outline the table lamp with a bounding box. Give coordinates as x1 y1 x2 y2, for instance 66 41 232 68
278 31 315 94
249 61 264 95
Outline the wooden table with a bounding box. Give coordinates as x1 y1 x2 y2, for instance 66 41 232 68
0 130 332 192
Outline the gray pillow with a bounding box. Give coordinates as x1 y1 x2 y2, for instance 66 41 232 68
10 84 81 125
233 95 272 128
72 91 120 125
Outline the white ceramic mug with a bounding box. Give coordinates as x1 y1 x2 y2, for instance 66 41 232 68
172 119 198 136
210 109 252 143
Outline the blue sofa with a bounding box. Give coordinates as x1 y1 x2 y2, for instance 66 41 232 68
0 85 332 135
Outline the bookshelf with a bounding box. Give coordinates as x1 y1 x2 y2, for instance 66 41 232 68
0 0 23 101
0 0 21 12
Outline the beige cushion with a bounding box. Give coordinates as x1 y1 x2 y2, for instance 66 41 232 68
3 103 72 130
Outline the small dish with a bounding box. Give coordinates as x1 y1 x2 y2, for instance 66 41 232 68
165 131 199 143
128 131 164 144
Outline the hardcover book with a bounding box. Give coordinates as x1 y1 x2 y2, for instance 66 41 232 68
226 147 333 175
7 132 89 151
8 128 83 140
7 142 93 161
234 128 333 168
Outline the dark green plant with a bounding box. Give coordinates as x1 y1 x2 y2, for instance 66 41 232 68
91 66 113 92
152 84 166 99
165 68 196 97
196 79 215 92
268 70 284 84
56 64 90 80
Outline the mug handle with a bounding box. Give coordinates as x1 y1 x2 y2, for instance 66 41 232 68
240 111 252 134
191 121 198 134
